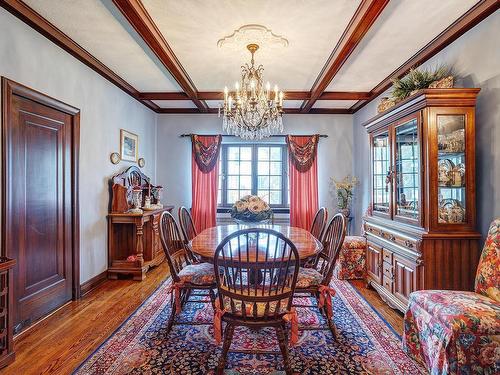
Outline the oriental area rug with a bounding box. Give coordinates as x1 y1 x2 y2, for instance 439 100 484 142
75 277 425 374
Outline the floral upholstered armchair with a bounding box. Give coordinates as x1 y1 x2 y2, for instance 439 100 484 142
403 219 500 374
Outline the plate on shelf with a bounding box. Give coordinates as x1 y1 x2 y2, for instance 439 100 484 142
438 159 454 187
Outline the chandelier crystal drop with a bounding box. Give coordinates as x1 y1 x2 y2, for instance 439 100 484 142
219 43 284 140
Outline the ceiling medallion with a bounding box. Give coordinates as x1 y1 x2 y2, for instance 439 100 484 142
217 24 288 51
219 26 287 140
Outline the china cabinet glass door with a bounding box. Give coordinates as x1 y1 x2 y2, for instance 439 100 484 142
436 114 466 224
372 132 391 215
394 118 420 222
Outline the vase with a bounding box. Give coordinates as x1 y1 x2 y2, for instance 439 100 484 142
341 208 351 218
129 189 143 214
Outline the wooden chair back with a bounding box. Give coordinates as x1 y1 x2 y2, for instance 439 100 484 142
310 207 328 242
316 213 347 285
214 228 299 320
159 211 193 283
179 206 197 243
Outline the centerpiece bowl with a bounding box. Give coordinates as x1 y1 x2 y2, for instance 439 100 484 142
230 195 273 225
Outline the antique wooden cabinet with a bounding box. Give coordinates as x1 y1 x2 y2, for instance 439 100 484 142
0 258 15 368
363 89 481 312
107 167 173 280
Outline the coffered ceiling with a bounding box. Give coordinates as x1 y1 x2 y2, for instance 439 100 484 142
5 0 497 114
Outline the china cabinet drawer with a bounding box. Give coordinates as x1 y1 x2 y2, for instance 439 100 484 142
365 223 419 252
382 275 393 293
382 261 393 279
382 249 393 264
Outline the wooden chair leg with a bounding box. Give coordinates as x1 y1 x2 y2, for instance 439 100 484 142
327 315 338 340
209 288 216 308
166 295 177 335
216 323 235 375
275 324 293 375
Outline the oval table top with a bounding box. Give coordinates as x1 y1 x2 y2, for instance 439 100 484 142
190 224 322 262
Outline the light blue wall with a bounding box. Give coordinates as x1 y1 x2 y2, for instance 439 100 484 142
0 9 158 283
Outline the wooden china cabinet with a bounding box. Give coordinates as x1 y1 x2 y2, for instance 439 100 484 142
363 88 481 312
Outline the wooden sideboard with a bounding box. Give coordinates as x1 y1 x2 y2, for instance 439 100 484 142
0 258 15 369
107 207 173 280
363 89 481 312
107 166 172 280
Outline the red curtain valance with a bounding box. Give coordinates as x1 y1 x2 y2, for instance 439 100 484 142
286 134 319 173
191 134 222 173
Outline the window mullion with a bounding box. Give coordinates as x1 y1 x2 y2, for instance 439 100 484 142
252 145 257 196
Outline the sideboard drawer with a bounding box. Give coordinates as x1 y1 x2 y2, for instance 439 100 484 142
382 248 393 264
365 222 420 252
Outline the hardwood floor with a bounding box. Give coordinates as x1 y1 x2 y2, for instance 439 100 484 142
1 263 170 375
0 263 404 375
350 280 404 335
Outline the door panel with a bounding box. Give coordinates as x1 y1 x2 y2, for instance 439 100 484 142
393 255 417 305
4 88 75 332
366 243 382 284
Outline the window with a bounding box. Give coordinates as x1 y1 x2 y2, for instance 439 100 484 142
218 143 288 209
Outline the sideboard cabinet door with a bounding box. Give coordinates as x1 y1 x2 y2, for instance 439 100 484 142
393 254 417 305
366 243 382 285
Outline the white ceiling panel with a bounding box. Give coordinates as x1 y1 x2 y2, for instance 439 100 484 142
206 100 222 108
152 100 197 108
142 0 362 91
312 100 357 109
327 0 479 91
283 100 304 109
24 0 180 92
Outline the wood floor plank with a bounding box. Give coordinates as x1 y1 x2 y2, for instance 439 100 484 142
0 263 404 374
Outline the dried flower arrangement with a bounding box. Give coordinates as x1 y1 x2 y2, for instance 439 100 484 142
378 65 454 113
331 175 359 217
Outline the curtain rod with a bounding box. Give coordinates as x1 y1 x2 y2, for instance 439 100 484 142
179 133 328 138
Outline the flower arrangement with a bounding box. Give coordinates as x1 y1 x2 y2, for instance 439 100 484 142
331 175 359 217
230 195 273 223
378 65 454 113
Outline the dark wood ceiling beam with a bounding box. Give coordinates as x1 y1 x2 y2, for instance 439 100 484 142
112 0 209 111
0 0 159 112
156 107 352 114
301 0 389 113
139 91 371 101
350 0 500 113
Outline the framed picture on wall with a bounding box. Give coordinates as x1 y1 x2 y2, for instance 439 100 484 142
120 129 138 162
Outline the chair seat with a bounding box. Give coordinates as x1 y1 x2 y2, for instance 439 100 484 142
221 291 290 318
403 290 500 374
178 262 215 285
296 267 323 288
407 290 500 335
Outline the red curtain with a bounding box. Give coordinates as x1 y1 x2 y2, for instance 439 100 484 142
287 135 319 230
191 135 221 232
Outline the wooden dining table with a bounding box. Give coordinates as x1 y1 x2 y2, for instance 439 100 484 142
190 224 323 262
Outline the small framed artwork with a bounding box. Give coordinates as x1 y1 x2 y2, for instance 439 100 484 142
120 129 138 162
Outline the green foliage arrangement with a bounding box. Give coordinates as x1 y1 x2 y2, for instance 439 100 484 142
391 65 451 101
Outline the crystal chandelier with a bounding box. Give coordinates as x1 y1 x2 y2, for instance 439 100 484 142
219 43 284 140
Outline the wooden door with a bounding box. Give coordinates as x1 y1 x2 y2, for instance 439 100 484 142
393 254 417 305
2 78 80 333
366 243 382 285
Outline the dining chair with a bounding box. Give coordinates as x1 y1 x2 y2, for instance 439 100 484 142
309 207 328 242
159 211 216 335
178 206 197 243
294 213 346 338
213 228 300 375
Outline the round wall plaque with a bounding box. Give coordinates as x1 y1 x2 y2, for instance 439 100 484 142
138 157 146 168
110 152 121 164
